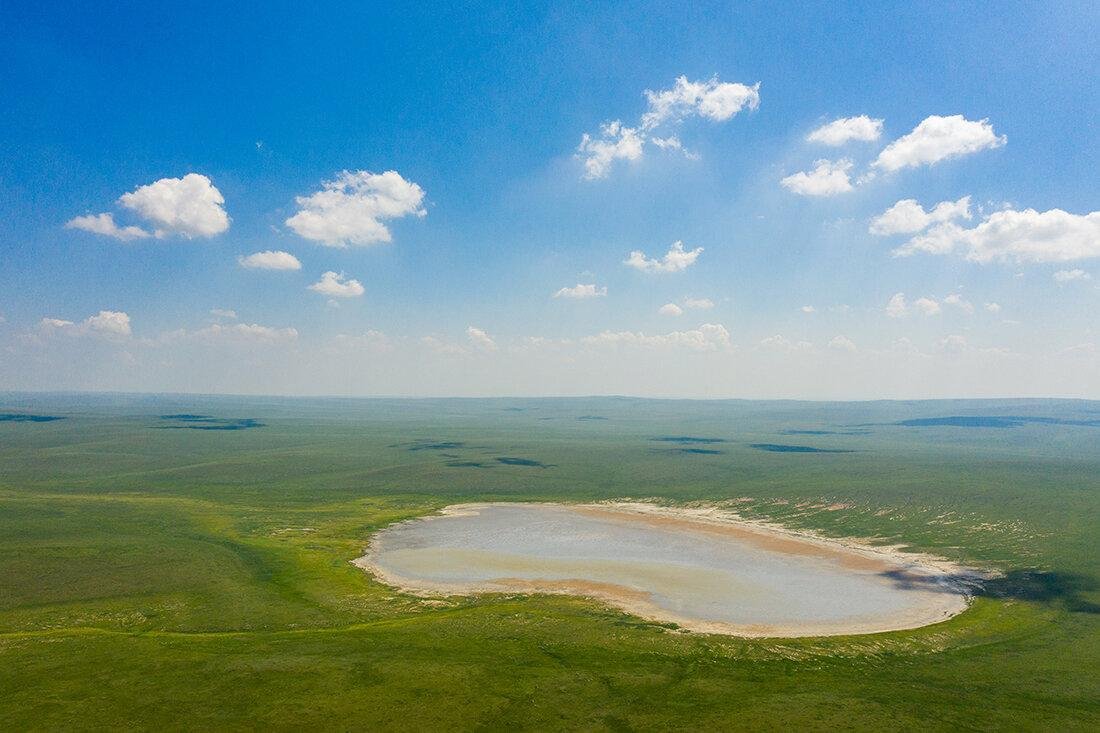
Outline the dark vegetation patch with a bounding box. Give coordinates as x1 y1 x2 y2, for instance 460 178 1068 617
898 415 1100 429
403 441 466 451
576 415 609 421
0 413 65 423
157 416 264 431
677 448 723 455
495 457 550 468
652 436 726 444
749 443 854 454
780 428 870 436
445 460 488 468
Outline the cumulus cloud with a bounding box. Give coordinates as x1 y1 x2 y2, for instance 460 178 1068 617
872 115 1006 172
939 334 968 354
624 240 703 273
985 302 1002 313
943 293 974 313
869 196 972 236
884 293 953 318
578 76 759 179
683 297 714 310
640 76 760 129
577 121 645 180
308 271 365 298
65 213 150 241
286 170 426 247
828 335 857 352
40 310 132 338
1053 268 1092 282
759 335 813 352
886 292 908 318
658 303 684 316
913 297 942 315
119 174 229 238
582 323 731 351
806 115 883 146
210 309 237 319
65 173 228 241
895 208 1100 263
780 159 853 196
800 305 816 313
238 250 302 270
163 323 298 343
466 326 497 351
553 283 607 299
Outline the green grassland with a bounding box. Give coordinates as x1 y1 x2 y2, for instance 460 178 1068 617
1 394 1098 730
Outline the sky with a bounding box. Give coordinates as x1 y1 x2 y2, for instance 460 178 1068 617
1 1 1098 398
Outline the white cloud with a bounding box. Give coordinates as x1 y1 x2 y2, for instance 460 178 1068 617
658 303 684 316
985 302 1002 313
624 240 703 273
210 309 237 319
872 115 1006 172
640 76 760 129
578 76 758 179
65 212 150 241
1053 268 1091 282
118 173 229 238
800 305 816 313
828 335 857 352
886 292 908 318
238 250 302 270
163 323 297 342
913 297 942 316
780 159 853 196
286 170 426 247
420 335 467 356
683 297 714 310
577 121 645 180
308 271 364 298
869 196 972 236
466 326 497 351
895 208 1100 263
583 323 731 351
806 115 883 146
85 310 131 336
943 293 974 313
939 334 968 353
40 310 131 338
759 335 813 352
553 283 607 299
651 136 682 150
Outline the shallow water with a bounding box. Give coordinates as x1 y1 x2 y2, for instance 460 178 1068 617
363 503 969 636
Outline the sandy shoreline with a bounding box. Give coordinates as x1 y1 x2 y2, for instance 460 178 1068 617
353 501 984 638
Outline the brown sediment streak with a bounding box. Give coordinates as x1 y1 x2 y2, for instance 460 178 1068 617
573 504 892 572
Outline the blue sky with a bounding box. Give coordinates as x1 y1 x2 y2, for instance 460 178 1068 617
2 1 1098 397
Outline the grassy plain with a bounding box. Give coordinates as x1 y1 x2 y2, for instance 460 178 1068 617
1 394 1098 730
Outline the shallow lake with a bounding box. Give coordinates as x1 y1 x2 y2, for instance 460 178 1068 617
359 503 972 637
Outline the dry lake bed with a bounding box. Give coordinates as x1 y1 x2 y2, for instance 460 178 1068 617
357 502 977 637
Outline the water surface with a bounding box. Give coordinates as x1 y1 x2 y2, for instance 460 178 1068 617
360 503 970 636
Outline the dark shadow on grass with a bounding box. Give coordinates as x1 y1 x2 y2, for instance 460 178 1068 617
749 443 854 454
0 413 65 422
496 457 551 468
879 568 1100 613
652 436 726 444
156 416 264 430
897 416 1100 428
